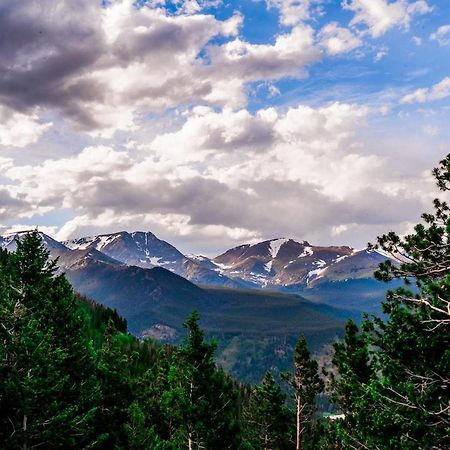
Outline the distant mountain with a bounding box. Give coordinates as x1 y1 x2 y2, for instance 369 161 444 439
1 230 68 253
1 230 392 314
64 231 245 288
210 238 389 290
62 233 389 293
65 231 184 271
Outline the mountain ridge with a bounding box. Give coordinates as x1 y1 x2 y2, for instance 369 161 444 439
1 230 389 293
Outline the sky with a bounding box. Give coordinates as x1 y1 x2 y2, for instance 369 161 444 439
0 0 449 256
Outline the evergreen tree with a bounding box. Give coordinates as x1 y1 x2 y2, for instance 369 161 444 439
244 372 293 450
324 320 373 449
0 231 101 449
162 311 242 449
329 320 372 440
282 336 324 450
96 319 136 449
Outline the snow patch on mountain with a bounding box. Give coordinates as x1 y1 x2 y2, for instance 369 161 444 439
97 234 120 251
214 262 232 270
65 236 97 250
186 254 209 262
333 255 349 264
307 266 328 284
148 256 162 265
299 246 314 257
269 238 289 258
314 259 327 268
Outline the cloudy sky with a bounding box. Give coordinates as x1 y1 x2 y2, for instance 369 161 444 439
0 0 449 255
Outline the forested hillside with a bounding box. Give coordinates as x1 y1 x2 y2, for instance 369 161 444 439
0 155 449 449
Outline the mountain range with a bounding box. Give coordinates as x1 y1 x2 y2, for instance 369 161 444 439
60 231 388 290
0 230 392 382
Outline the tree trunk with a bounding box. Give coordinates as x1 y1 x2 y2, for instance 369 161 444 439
296 396 301 450
188 380 193 450
22 414 27 450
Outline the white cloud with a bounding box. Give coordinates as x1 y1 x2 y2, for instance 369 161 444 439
343 0 432 38
331 224 351 236
1 224 58 237
374 46 388 61
6 146 133 208
205 25 320 89
268 84 281 97
0 0 442 253
0 106 52 148
266 0 313 26
0 0 322 138
412 35 422 45
318 22 362 55
430 24 450 46
401 77 450 103
1 99 434 252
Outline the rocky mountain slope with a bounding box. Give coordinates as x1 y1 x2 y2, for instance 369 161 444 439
210 238 388 289
1 231 390 292
64 231 246 288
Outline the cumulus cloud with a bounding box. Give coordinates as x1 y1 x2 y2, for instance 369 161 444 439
343 0 432 38
430 24 450 46
204 25 320 99
1 100 431 252
0 0 322 137
0 106 52 148
0 0 443 254
318 22 362 55
0 224 58 237
401 77 450 104
266 0 315 26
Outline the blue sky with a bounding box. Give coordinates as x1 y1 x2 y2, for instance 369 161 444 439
0 0 449 255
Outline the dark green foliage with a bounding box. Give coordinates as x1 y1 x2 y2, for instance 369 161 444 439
329 320 372 420
161 311 243 449
243 372 293 449
0 231 101 448
282 336 324 450
0 233 244 449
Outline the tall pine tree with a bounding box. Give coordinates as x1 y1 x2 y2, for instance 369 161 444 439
0 232 101 449
244 372 293 450
162 311 242 449
282 336 324 450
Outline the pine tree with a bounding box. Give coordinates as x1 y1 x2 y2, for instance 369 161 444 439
0 232 101 449
244 372 293 450
282 336 324 450
325 320 373 448
162 311 242 449
330 320 372 420
96 319 136 448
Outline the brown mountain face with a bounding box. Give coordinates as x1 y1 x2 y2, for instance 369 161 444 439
212 238 387 289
